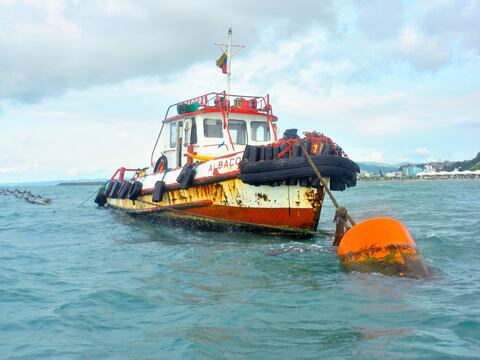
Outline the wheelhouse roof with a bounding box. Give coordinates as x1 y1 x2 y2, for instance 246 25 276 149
162 91 277 124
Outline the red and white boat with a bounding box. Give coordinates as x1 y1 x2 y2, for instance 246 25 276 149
95 30 359 237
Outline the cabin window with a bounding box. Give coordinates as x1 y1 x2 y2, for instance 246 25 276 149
251 121 270 142
203 119 223 138
228 119 247 145
170 122 177 148
190 118 197 144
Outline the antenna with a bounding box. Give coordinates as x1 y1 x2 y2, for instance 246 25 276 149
214 28 245 101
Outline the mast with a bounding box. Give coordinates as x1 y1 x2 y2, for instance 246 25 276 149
226 27 232 101
215 28 245 101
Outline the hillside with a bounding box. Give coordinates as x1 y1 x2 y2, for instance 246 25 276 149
357 162 399 174
443 152 480 171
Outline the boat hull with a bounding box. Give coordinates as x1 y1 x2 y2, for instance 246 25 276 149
106 178 325 237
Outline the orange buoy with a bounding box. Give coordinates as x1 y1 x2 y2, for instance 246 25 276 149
338 217 430 278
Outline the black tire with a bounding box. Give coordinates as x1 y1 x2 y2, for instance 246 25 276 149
127 181 143 200
179 165 196 189
238 164 357 189
321 143 335 155
116 181 127 198
249 146 259 162
330 177 346 191
106 180 118 197
259 146 266 161
119 182 132 199
94 190 107 206
110 181 122 198
265 146 273 160
242 145 252 162
104 180 114 196
240 155 360 175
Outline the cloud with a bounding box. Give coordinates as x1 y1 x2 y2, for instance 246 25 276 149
0 162 42 175
355 151 385 163
2 1 479 104
415 147 429 155
394 26 451 70
0 0 337 102
1 1 479 182
417 0 480 53
355 0 405 40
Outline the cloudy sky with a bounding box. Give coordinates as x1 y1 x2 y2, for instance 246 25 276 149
0 0 479 182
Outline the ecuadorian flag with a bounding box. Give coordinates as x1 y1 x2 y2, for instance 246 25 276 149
216 52 228 74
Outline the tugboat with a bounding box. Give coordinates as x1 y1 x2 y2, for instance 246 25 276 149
95 29 360 237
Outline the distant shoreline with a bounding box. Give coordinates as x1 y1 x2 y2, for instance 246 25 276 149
56 182 105 186
358 177 480 182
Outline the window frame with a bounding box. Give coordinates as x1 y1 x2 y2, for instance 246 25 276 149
170 122 177 148
251 121 271 142
228 119 248 145
203 118 224 138
190 117 197 145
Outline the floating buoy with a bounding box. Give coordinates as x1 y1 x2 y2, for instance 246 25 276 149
296 140 430 279
337 218 430 278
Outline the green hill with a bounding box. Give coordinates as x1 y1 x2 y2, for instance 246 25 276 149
443 152 480 171
469 161 480 171
357 162 399 174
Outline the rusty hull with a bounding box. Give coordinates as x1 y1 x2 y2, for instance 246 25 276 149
106 179 326 236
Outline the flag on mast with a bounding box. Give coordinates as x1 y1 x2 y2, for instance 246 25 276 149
216 52 228 74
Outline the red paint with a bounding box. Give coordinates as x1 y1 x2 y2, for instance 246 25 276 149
162 106 274 124
187 205 317 230
131 200 213 214
110 167 144 180
217 93 235 152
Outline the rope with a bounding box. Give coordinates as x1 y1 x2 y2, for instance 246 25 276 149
298 139 356 245
333 207 351 246
76 181 108 208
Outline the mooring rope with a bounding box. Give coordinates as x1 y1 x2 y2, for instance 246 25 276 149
298 139 356 245
76 181 108 208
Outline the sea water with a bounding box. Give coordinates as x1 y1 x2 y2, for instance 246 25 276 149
1 180 479 359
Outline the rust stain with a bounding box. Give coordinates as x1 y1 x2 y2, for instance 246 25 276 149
105 178 324 232
256 193 269 202
162 181 228 207
305 188 323 208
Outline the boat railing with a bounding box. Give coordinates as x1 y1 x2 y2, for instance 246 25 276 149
110 167 147 181
163 91 272 122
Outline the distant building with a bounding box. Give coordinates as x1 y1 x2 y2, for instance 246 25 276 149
424 164 435 173
359 170 372 178
427 161 450 171
401 165 423 177
385 171 402 178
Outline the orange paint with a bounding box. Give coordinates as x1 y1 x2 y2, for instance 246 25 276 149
338 217 417 256
338 218 430 278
